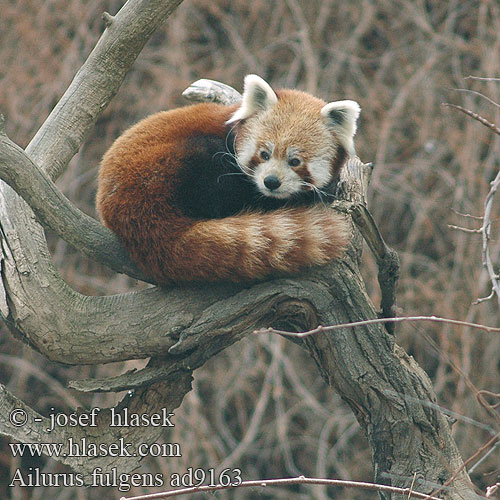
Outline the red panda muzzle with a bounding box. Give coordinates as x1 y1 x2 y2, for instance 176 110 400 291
263 175 281 191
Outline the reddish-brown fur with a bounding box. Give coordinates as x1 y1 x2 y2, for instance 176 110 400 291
97 101 350 285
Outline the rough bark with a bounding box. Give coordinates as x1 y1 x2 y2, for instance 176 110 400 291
0 1 482 498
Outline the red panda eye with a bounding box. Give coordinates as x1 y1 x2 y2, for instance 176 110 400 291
288 158 301 167
260 151 270 161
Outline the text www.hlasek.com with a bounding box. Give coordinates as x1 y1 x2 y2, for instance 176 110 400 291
10 438 180 458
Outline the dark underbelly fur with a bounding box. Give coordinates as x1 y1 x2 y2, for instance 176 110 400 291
174 133 337 220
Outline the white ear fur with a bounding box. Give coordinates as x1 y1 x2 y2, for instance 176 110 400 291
226 74 278 124
320 100 361 156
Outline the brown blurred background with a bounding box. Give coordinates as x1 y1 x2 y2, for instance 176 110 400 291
0 0 499 499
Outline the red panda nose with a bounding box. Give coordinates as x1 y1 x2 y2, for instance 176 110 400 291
263 175 281 191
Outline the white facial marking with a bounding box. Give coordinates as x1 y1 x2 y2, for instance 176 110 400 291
236 135 257 171
253 159 303 199
307 157 333 188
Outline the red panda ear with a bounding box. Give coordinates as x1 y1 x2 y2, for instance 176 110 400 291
226 75 278 125
320 100 361 156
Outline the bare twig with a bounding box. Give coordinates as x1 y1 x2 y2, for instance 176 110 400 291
448 224 482 234
451 169 500 306
473 288 496 305
256 315 500 338
465 76 500 82
480 169 500 305
450 209 484 221
452 88 500 109
477 390 500 411
442 103 500 136
444 99 500 305
468 440 500 475
120 476 445 500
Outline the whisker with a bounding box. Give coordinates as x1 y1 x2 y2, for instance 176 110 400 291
236 160 253 176
213 144 253 177
225 125 254 176
212 151 239 166
218 172 246 177
216 172 247 183
299 180 331 206
226 122 238 153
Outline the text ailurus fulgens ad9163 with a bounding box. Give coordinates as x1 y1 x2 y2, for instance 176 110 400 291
96 75 361 285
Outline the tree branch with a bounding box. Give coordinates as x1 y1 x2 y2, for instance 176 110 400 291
481 169 500 306
0 122 149 282
181 79 242 104
443 101 500 305
27 0 185 181
350 202 400 331
258 315 500 338
441 103 500 136
120 475 445 500
0 3 202 480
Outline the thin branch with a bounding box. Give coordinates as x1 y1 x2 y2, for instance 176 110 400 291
120 476 445 500
452 88 500 109
465 76 500 82
442 103 500 136
450 163 500 306
480 169 500 305
473 288 496 305
255 315 500 338
450 209 484 220
477 390 500 411
448 224 482 234
468 440 500 475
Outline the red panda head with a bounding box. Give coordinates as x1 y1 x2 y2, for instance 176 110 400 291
227 75 360 200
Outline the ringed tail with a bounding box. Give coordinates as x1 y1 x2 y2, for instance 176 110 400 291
119 208 350 284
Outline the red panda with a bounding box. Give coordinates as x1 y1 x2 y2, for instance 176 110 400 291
96 75 360 285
